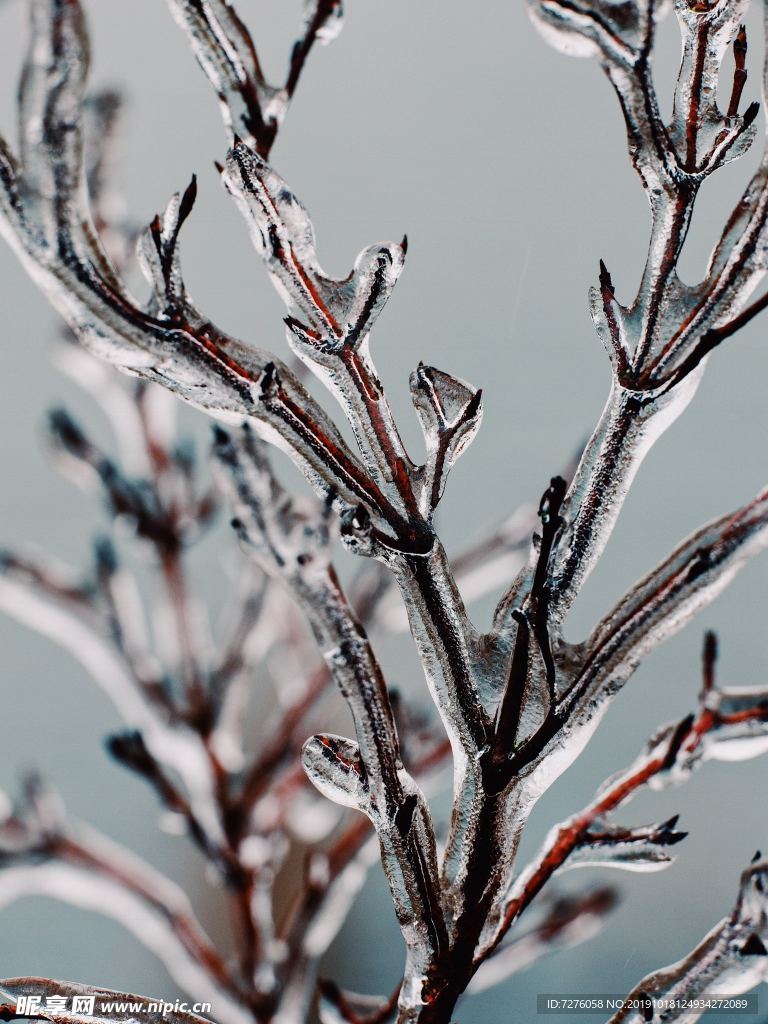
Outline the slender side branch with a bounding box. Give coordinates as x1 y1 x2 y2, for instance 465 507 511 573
0 782 252 1024
166 0 343 156
482 631 768 965
214 428 448 1016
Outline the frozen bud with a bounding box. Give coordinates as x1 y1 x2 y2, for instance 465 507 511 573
301 734 368 810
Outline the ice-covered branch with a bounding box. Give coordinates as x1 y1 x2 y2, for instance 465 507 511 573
559 487 768 744
213 428 448 1012
528 3 673 193
217 135 501 950
0 0 387 523
0 782 251 1024
522 1 768 625
0 546 229 858
469 887 617 993
481 631 768 966
166 0 343 156
222 142 417 522
607 855 768 1023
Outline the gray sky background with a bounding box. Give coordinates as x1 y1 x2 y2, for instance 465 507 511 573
0 2 767 1021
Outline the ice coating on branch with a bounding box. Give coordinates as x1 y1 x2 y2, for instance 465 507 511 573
410 363 483 516
301 734 367 810
566 816 686 872
528 2 665 59
223 141 405 347
607 857 768 1023
644 684 768 785
166 0 287 151
221 140 423 504
470 887 618 992
166 0 344 154
527 4 601 58
669 3 757 168
0 782 250 1024
137 178 198 319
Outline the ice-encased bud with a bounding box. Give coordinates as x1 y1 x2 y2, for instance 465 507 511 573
301 733 368 810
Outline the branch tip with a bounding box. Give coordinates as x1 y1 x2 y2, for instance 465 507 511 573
598 258 614 296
